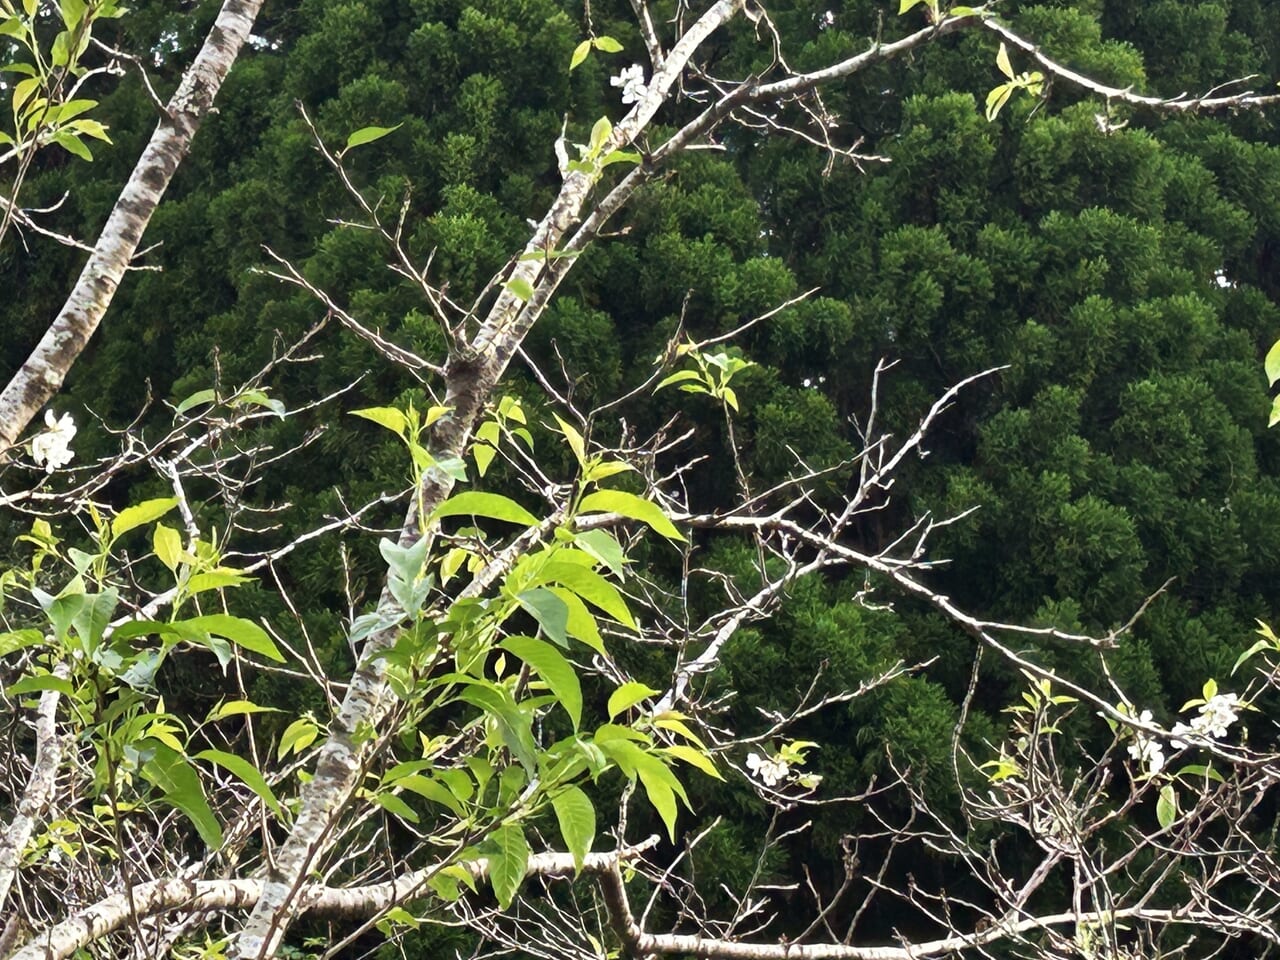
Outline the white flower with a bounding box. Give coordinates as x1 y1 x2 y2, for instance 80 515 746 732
611 64 647 105
818 10 835 29
746 752 791 787
1126 710 1165 775
1169 721 1200 750
31 410 76 473
1195 693 1240 739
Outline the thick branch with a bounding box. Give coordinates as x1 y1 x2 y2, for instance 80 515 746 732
0 663 68 914
14 840 660 960
0 0 265 448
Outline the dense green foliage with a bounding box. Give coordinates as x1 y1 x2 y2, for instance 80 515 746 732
4 0 1280 953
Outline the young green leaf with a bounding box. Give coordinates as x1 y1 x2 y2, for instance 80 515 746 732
552 786 596 872
501 636 583 729
578 490 684 541
434 491 538 527
608 681 660 720
351 406 411 438
1156 784 1177 830
570 39 591 70
995 42 1015 80
343 123 402 153
111 498 179 540
153 523 183 572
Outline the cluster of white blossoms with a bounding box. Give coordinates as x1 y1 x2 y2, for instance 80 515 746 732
746 751 790 787
611 64 647 105
1126 710 1166 775
1172 692 1242 746
1127 692 1243 776
30 410 76 473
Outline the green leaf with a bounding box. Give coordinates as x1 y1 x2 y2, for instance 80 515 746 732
898 0 926 12
395 774 465 817
434 491 538 527
205 699 282 722
351 406 410 438
662 744 722 780
501 636 583 729
141 742 222 848
111 498 178 540
548 587 606 654
182 614 284 662
1174 763 1225 783
995 42 1015 79
194 749 283 818
58 0 86 30
985 83 1013 121
278 717 319 760
578 490 684 541
0 629 44 658
1266 339 1280 387
552 786 596 872
551 413 586 467
505 277 535 303
371 792 420 823
1270 395 1280 429
517 588 569 648
569 39 591 70
1156 784 1177 830
186 571 254 595
540 561 636 629
175 388 216 416
593 35 623 53
153 523 182 572
487 824 530 909
52 130 92 161
8 674 75 697
608 681 660 720
343 123 402 152
589 116 612 155
573 529 627 577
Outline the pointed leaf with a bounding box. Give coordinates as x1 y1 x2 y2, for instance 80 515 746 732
111 498 178 540
552 786 596 872
435 491 538 527
501 636 583 729
578 490 684 541
487 824 530 909
195 749 283 818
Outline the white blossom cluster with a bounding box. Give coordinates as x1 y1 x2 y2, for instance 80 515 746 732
746 751 790 787
1172 692 1242 746
1127 692 1243 776
611 64 647 105
30 410 76 473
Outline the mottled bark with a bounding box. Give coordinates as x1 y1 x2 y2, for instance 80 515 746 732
0 0 266 449
12 843 656 960
0 665 68 915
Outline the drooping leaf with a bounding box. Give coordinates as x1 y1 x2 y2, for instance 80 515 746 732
141 742 222 848
195 749 283 818
552 785 596 872
487 824 530 909
501 635 583 729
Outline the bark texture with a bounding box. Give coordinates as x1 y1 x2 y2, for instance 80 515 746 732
0 665 68 914
0 0 266 449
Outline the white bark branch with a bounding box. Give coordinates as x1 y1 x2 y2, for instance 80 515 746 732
0 663 69 914
0 0 266 449
14 840 660 960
